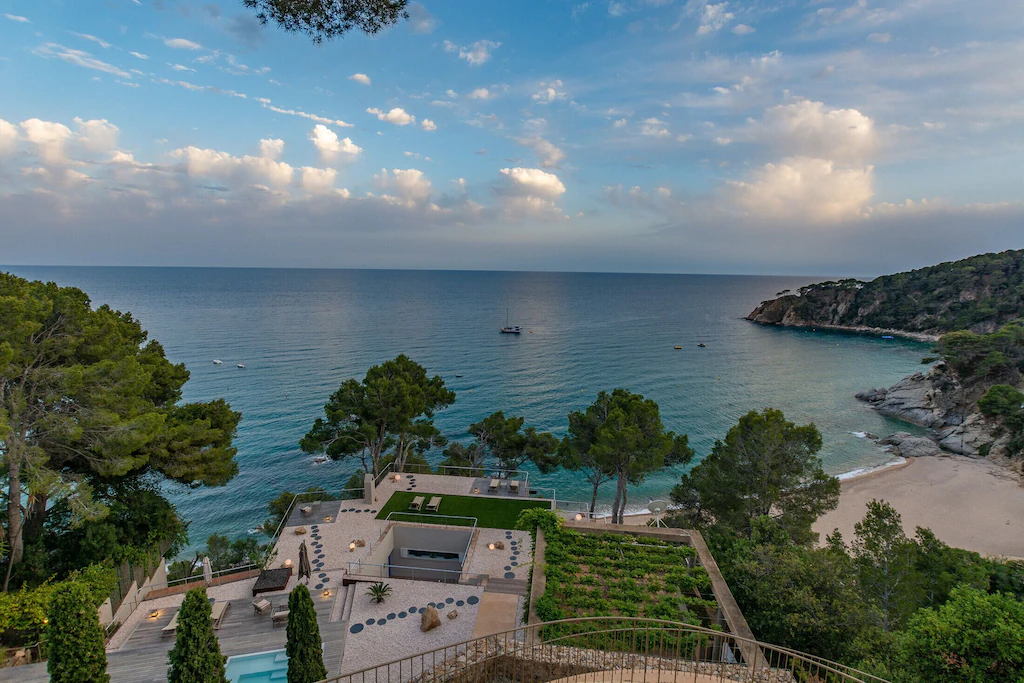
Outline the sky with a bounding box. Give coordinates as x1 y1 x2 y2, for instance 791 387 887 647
0 0 1022 276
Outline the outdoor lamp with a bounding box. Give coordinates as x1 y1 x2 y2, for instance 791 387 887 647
349 542 356 552
322 589 332 599
284 558 293 568
148 609 161 620
488 543 495 550
393 474 401 482
575 513 584 521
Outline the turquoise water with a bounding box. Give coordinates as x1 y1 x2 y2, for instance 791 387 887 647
224 648 287 682
5 267 929 548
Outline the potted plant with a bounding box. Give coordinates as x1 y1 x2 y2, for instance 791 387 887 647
366 582 392 604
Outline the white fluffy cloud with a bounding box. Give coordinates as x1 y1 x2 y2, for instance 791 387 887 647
517 136 565 168
468 87 491 100
33 43 131 79
640 117 671 137
308 124 362 160
732 24 755 34
375 168 433 206
727 156 874 222
164 38 201 50
21 118 73 164
75 118 119 152
499 167 566 199
696 2 735 35
532 80 566 103
0 118 19 153
420 119 437 131
348 73 371 85
4 13 30 23
171 144 294 190
300 166 339 194
756 99 876 161
366 107 416 126
443 39 500 66
259 138 285 160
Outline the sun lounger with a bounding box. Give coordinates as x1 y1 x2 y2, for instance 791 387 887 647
300 505 313 516
211 601 230 629
272 608 290 627
488 478 499 492
252 598 272 616
409 495 425 511
161 611 180 637
509 480 520 494
426 496 442 512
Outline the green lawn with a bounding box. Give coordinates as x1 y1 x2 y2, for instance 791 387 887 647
375 491 552 529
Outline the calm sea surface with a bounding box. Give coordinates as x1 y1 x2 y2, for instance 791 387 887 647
6 267 928 548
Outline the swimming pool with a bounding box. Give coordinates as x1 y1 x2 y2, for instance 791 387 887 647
225 648 288 682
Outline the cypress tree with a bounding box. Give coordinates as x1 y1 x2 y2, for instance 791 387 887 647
168 587 227 683
47 581 110 683
286 584 327 683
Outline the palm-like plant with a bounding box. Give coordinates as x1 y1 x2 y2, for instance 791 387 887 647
366 582 392 604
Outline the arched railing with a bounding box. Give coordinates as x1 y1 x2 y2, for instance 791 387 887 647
321 617 889 683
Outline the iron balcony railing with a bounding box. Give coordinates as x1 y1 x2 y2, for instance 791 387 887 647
319 616 889 683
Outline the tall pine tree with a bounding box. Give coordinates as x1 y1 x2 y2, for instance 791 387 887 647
168 587 227 683
286 584 327 683
47 581 110 683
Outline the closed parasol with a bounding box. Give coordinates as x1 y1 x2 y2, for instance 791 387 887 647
298 540 312 584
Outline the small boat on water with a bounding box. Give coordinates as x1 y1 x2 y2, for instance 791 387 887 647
500 307 522 334
237 363 246 369
674 346 682 350
697 343 706 348
213 359 223 364
455 374 463 378
881 335 894 339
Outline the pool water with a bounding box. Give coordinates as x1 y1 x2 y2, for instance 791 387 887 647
225 649 288 682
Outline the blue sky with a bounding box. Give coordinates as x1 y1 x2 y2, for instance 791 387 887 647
0 0 1021 275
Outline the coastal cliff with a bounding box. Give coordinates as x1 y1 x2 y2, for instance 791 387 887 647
746 249 1024 339
747 250 1024 463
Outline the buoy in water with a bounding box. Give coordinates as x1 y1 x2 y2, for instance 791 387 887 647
674 345 682 350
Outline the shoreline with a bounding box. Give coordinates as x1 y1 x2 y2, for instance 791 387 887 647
745 319 939 344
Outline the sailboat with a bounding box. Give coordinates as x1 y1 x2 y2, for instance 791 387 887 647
500 308 522 334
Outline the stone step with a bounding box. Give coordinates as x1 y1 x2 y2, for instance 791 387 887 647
484 578 528 595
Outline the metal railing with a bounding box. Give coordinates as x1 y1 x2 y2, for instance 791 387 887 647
320 617 890 683
377 461 532 488
344 562 488 585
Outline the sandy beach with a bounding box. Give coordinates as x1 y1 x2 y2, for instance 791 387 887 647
814 456 1024 558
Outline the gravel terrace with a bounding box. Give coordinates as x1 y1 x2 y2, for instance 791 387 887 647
464 528 531 580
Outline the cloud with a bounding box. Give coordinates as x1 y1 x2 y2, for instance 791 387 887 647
498 167 566 199
130 51 149 60
922 121 945 130
375 168 433 206
259 138 285 160
517 136 566 168
349 73 372 86
308 124 362 159
164 38 202 50
732 24 755 34
867 32 892 43
4 13 29 23
261 102 353 128
0 119 19 153
33 43 131 79
171 143 294 190
468 87 492 100
300 166 339 194
443 39 500 66
420 119 437 131
407 3 438 33
68 32 112 49
20 118 73 164
75 118 119 152
367 107 416 126
755 99 876 161
608 2 628 17
640 117 671 137
170 63 196 73
727 156 874 222
532 80 566 103
695 2 735 35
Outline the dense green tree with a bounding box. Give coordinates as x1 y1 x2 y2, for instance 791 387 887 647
0 273 240 590
715 517 878 663
846 500 920 632
557 401 618 515
243 0 409 44
441 412 559 475
977 382 1024 457
300 355 454 476
565 390 692 523
167 587 227 683
46 581 110 683
262 487 339 535
896 585 1024 682
912 527 991 608
670 408 838 543
286 584 327 683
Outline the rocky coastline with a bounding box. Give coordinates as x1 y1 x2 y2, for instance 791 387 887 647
745 297 939 343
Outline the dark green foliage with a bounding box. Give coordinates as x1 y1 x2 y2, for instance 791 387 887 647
263 488 341 535
1 272 240 588
559 389 693 523
515 508 564 537
912 528 991 608
979 384 1024 416
938 321 1024 381
243 0 409 44
300 354 454 476
167 587 227 683
46 581 110 683
441 411 559 474
897 586 1024 682
763 249 1024 334
376 491 550 528
365 582 392 604
0 565 116 648
286 584 327 683
167 533 267 582
670 408 838 544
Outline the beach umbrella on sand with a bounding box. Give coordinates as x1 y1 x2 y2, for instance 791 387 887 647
298 540 312 584
202 556 213 585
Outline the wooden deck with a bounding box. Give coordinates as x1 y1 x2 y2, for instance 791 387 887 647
2 586 351 683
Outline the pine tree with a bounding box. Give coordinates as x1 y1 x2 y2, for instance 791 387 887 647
286 584 327 683
167 587 227 683
47 581 110 683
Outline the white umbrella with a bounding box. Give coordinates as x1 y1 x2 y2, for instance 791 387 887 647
202 556 213 585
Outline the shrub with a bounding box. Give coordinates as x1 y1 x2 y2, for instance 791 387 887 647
167 587 227 683
286 584 327 683
366 582 392 604
46 581 109 683
515 508 563 536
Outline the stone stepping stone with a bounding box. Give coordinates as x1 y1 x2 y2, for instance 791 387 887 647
398 611 407 618
456 600 464 607
504 572 516 579
350 623 364 634
315 583 323 590
504 566 512 571
467 595 479 605
387 613 396 620
445 597 454 604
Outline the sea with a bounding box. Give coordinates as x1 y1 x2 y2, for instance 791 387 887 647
5 267 930 550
